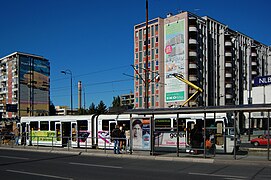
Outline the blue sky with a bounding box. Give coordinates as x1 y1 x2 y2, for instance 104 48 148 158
0 0 270 109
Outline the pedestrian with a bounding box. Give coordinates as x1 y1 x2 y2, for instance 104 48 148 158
111 125 121 154
14 127 20 145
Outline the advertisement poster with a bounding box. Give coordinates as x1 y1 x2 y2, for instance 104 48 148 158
164 19 186 102
132 118 150 150
155 132 187 148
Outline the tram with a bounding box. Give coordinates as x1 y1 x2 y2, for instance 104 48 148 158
19 112 240 153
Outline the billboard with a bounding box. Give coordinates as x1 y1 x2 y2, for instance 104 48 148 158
19 56 50 116
164 19 186 103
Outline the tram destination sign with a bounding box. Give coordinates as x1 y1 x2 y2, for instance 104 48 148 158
254 75 271 86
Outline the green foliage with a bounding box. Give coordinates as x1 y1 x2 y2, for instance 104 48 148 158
88 103 96 114
112 96 121 107
96 100 108 114
49 101 56 116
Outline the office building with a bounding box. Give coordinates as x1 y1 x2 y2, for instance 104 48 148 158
134 11 271 109
0 52 50 119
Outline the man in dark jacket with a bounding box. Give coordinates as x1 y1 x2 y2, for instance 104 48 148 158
111 125 121 154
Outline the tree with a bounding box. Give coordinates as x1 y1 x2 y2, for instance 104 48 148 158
96 101 108 114
78 108 87 115
49 101 56 116
112 96 121 107
88 103 96 114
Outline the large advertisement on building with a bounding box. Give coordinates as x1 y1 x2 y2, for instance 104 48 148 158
19 56 50 116
164 19 186 103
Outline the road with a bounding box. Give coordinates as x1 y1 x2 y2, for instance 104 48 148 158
0 149 271 180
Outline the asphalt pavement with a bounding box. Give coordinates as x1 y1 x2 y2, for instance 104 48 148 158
0 143 270 166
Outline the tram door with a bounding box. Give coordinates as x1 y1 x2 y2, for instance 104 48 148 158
62 122 71 147
109 121 117 135
55 122 61 146
71 122 77 147
186 119 196 145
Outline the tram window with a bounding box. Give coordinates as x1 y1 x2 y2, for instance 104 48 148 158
206 118 215 128
78 120 88 130
102 120 113 131
216 122 223 134
155 118 171 130
117 121 129 129
50 121 57 131
30 121 38 131
173 118 186 131
40 121 49 130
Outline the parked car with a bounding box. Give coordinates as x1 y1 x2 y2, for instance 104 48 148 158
251 135 271 146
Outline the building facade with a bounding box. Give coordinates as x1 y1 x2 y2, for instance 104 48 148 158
120 93 134 107
134 11 270 109
0 52 50 119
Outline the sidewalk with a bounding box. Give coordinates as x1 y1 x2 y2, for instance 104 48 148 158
0 145 270 166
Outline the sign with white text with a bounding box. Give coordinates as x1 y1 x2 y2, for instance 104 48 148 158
254 75 271 86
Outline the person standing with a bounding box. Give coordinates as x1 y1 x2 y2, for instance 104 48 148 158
111 125 121 154
14 127 20 146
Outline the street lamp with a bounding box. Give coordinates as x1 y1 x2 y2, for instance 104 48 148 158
61 69 73 114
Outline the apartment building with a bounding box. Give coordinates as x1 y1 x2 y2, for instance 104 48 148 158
120 93 134 107
134 11 270 109
0 52 50 119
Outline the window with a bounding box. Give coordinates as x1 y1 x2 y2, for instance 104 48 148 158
102 120 112 131
151 26 154 35
139 30 142 40
78 120 88 130
50 121 57 131
139 52 142 62
173 118 186 131
40 121 49 130
139 41 142 50
30 121 38 131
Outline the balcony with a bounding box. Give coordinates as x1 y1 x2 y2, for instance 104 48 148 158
226 94 233 99
225 83 232 88
225 41 232 46
252 71 257 75
252 61 257 66
225 52 232 57
189 51 197 57
189 39 197 45
225 63 232 68
189 75 197 82
189 26 197 32
251 52 257 57
225 73 232 78
189 63 197 69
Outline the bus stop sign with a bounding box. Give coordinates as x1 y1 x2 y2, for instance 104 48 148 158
254 75 271 86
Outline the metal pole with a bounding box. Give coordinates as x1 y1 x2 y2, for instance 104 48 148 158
234 111 237 160
268 111 270 161
176 113 179 157
70 73 73 114
204 112 206 158
144 0 149 109
150 113 154 155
